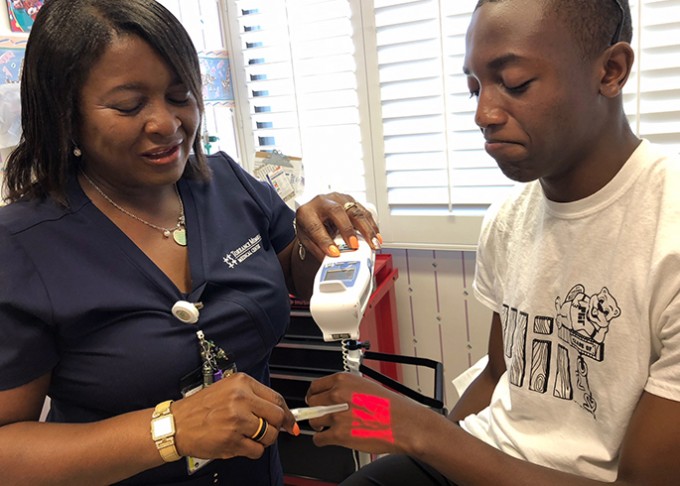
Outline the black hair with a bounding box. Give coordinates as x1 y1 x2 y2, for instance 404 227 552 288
3 0 211 205
474 0 633 60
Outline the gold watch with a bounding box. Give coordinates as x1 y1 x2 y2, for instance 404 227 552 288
150 400 182 462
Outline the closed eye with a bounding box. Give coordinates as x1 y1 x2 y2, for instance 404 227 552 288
167 91 192 105
467 79 480 99
111 102 144 115
505 79 534 94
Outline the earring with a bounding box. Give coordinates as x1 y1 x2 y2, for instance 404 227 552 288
73 146 82 157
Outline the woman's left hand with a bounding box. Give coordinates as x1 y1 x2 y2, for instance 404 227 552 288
294 193 382 262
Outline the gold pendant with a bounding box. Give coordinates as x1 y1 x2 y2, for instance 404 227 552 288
173 227 187 246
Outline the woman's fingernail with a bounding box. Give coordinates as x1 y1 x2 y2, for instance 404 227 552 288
293 423 300 436
371 237 382 249
377 233 384 244
349 236 359 249
329 245 340 257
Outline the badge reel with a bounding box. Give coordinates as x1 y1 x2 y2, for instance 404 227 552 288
171 300 200 325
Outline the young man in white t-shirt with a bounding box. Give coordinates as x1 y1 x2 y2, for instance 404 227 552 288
303 0 680 484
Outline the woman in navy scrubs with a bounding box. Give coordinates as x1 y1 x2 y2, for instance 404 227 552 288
0 1 381 484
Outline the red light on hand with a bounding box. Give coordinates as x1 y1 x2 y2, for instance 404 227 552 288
350 393 394 443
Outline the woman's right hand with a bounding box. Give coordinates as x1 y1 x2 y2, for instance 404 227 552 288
171 373 298 460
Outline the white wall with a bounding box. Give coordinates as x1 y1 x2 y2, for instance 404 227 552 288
0 4 11 35
386 249 491 409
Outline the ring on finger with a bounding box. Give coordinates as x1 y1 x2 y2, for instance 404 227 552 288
343 201 357 211
297 240 306 261
251 417 269 442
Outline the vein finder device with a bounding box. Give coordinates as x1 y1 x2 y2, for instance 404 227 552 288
309 235 375 342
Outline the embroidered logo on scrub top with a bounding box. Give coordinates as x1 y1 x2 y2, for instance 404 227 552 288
223 234 263 268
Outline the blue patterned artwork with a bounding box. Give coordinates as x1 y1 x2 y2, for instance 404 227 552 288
0 39 26 84
199 52 233 104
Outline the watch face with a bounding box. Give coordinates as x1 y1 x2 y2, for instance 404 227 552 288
152 416 175 439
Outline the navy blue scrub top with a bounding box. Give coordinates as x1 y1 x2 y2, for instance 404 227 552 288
0 152 296 485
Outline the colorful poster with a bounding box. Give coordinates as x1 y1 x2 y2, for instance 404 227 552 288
0 47 25 83
198 52 233 104
6 0 44 33
0 37 27 84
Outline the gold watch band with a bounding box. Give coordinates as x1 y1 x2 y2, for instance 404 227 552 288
157 437 181 462
151 400 182 462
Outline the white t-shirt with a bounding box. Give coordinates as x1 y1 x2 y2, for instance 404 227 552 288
462 140 680 481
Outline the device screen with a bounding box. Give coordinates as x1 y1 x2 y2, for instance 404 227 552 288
323 267 356 281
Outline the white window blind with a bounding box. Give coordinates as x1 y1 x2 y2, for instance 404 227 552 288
367 0 507 249
223 0 368 202
224 0 680 249
626 0 680 154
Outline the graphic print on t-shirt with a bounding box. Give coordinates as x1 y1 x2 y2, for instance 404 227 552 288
501 284 621 419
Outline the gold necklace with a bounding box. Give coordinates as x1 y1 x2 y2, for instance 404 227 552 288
82 172 187 247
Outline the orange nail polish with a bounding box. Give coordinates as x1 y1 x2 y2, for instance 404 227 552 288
329 245 340 257
293 423 300 436
349 236 359 249
377 233 384 244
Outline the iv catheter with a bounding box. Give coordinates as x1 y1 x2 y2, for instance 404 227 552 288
291 403 349 421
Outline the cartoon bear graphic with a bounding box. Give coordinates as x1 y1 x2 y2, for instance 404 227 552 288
555 284 621 344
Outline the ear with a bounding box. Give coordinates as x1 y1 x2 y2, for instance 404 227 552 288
599 43 635 98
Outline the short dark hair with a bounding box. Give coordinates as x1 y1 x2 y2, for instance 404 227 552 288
474 0 633 60
3 0 211 205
